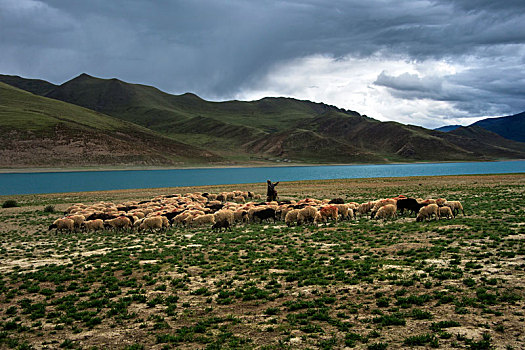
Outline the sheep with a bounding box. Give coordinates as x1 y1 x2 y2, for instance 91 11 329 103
438 206 454 219
48 218 74 233
82 219 104 232
212 219 231 232
319 205 338 223
333 204 352 220
357 202 374 216
445 201 464 216
191 214 216 227
416 204 439 222
104 216 132 231
396 198 424 216
233 210 249 224
67 214 85 231
436 198 447 206
371 199 397 218
253 207 277 223
139 216 163 232
214 209 234 226
285 209 300 226
374 204 397 220
297 206 318 225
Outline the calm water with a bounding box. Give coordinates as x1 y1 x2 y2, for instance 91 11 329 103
1 160 524 195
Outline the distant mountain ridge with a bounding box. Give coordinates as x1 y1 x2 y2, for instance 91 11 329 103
1 73 524 167
434 112 525 143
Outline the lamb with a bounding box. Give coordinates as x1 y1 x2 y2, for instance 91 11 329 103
191 214 216 227
374 204 397 220
285 209 300 226
297 206 318 225
445 201 464 216
48 218 74 233
82 219 104 232
139 216 163 232
438 206 454 219
416 204 439 222
211 219 231 232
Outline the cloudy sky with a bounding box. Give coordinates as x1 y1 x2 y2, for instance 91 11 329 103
1 0 525 128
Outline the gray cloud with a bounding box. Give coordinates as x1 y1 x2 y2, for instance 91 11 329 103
0 0 524 125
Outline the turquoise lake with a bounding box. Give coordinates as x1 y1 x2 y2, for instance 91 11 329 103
1 160 524 195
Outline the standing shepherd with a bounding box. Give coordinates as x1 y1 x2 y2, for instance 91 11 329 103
266 180 279 202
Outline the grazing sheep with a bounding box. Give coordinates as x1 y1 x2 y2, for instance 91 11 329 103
285 209 300 226
445 201 464 216
436 198 447 206
374 204 397 220
139 216 163 232
104 216 132 231
253 208 277 223
234 210 249 224
297 206 318 225
357 202 374 216
49 218 74 233
319 206 338 223
438 206 454 219
396 198 424 216
212 219 231 232
333 204 352 220
214 209 234 226
67 214 85 231
233 195 245 204
82 219 104 232
416 204 439 222
191 214 216 227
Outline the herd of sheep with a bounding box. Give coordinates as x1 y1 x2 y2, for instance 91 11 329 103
48 190 464 233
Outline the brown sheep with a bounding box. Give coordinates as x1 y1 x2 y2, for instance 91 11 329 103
374 204 397 220
416 204 439 222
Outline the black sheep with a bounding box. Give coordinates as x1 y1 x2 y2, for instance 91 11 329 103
253 208 276 223
397 198 424 216
212 220 231 232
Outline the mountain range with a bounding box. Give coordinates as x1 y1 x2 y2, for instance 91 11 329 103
1 73 524 168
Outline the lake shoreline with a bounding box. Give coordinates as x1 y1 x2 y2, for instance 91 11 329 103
1 158 524 174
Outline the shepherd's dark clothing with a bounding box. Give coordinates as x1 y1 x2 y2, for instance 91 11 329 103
266 180 279 202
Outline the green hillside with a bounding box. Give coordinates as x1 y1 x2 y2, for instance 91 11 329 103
2 73 525 166
0 82 222 167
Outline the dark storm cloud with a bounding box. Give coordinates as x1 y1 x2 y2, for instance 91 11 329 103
0 0 524 121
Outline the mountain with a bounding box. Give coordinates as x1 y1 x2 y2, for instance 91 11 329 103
434 125 461 132
0 82 221 168
470 111 525 143
0 74 58 96
2 73 525 166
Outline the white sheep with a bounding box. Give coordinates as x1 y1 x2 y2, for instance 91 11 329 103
285 209 300 226
416 204 439 222
374 204 397 220
438 206 454 219
191 214 216 227
444 201 464 216
82 219 104 232
297 206 318 225
139 216 163 232
49 218 74 233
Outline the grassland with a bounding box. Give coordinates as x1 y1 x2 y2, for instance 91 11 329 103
0 174 524 349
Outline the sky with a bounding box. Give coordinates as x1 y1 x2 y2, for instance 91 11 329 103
1 0 525 129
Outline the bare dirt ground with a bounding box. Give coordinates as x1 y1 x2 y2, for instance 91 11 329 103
0 174 524 349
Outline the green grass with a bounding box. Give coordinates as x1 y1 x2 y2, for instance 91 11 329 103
0 174 524 348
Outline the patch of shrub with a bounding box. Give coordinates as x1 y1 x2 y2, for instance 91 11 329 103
44 205 56 213
2 200 18 208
